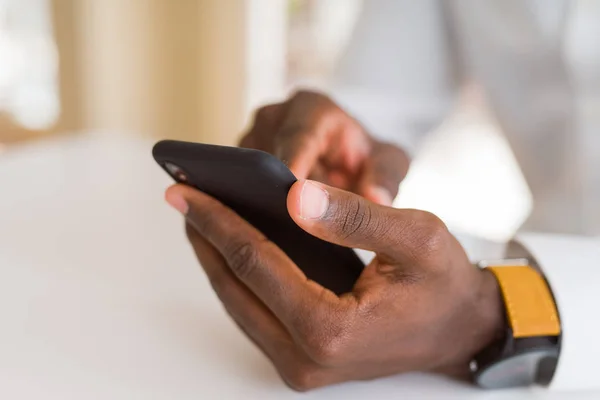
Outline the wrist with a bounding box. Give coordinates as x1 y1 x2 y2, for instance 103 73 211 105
459 268 506 372
475 269 506 351
433 267 506 379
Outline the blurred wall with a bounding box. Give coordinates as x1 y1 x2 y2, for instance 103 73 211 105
50 0 286 145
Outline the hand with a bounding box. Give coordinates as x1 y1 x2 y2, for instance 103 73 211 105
165 182 504 391
240 90 409 205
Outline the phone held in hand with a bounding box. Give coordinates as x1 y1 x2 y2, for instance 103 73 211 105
152 140 364 294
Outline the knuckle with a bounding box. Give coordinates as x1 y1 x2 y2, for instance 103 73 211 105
291 90 339 117
317 107 345 129
302 319 350 365
254 106 270 121
314 100 342 119
280 91 346 143
254 106 269 121
291 89 327 102
413 212 449 255
225 240 260 280
254 103 280 122
420 211 449 239
306 336 347 365
276 123 309 141
282 364 321 392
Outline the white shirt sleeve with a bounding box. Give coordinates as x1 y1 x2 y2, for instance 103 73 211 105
510 233 600 390
326 0 458 156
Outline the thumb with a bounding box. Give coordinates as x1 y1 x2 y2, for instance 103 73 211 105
287 180 436 262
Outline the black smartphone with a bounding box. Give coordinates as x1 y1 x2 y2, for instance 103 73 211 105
152 140 364 294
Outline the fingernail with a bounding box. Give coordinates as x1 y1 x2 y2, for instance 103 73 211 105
300 180 329 219
369 186 393 206
166 192 189 215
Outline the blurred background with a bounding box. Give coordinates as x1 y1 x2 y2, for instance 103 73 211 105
3 3 600 396
0 0 534 242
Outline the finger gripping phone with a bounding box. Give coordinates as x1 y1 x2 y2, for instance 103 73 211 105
152 140 363 294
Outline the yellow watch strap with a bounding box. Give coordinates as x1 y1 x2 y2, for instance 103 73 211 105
487 265 561 338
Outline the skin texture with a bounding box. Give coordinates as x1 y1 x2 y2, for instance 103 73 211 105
165 181 504 391
164 91 504 390
239 90 410 206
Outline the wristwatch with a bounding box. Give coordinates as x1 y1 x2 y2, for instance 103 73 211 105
472 258 561 389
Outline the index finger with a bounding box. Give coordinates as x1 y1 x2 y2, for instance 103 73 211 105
274 124 322 179
166 184 339 332
273 92 336 178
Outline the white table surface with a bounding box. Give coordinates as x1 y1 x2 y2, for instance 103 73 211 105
0 134 595 399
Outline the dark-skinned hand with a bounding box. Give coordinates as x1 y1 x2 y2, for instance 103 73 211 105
165 181 503 391
239 90 409 206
